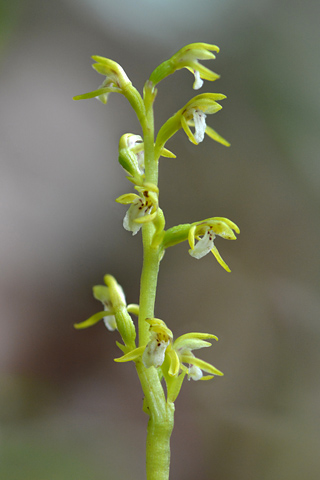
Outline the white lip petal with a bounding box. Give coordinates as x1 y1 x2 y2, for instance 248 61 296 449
103 315 117 331
142 338 170 368
123 201 144 235
193 70 204 90
189 229 214 259
192 109 207 143
188 364 203 381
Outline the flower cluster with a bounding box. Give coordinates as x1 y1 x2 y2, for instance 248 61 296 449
74 43 239 408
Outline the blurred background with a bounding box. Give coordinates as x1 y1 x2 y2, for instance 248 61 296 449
1 0 320 478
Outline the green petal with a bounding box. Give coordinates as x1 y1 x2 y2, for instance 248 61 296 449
74 311 108 329
114 346 145 363
181 115 197 144
134 210 158 224
188 225 197 249
167 348 180 377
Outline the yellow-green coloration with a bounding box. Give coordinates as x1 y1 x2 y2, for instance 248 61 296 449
73 42 239 480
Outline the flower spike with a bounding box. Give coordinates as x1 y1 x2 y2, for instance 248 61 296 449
149 43 220 90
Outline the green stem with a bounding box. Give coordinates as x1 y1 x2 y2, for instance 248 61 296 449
135 81 174 480
145 402 174 480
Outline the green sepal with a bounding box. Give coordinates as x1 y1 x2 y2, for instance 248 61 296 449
92 285 109 303
118 149 143 182
182 355 224 376
210 217 240 234
211 244 231 273
174 332 218 350
115 193 139 204
161 350 186 403
116 341 128 354
160 147 176 158
200 375 214 381
73 87 120 101
205 125 230 146
146 318 173 339
114 346 145 363
74 311 109 329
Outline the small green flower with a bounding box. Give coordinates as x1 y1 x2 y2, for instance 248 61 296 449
188 217 240 272
155 93 229 157
115 318 222 382
149 43 220 90
181 94 229 145
73 56 131 104
116 183 159 235
170 42 220 89
141 318 173 368
118 133 145 181
169 332 223 381
74 274 138 334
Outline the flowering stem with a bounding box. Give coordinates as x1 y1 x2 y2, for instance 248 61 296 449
136 81 174 480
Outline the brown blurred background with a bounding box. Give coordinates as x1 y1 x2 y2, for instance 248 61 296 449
1 0 320 478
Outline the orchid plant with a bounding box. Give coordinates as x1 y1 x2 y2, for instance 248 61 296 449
73 42 239 480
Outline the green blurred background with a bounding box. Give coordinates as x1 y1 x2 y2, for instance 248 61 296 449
1 0 320 478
